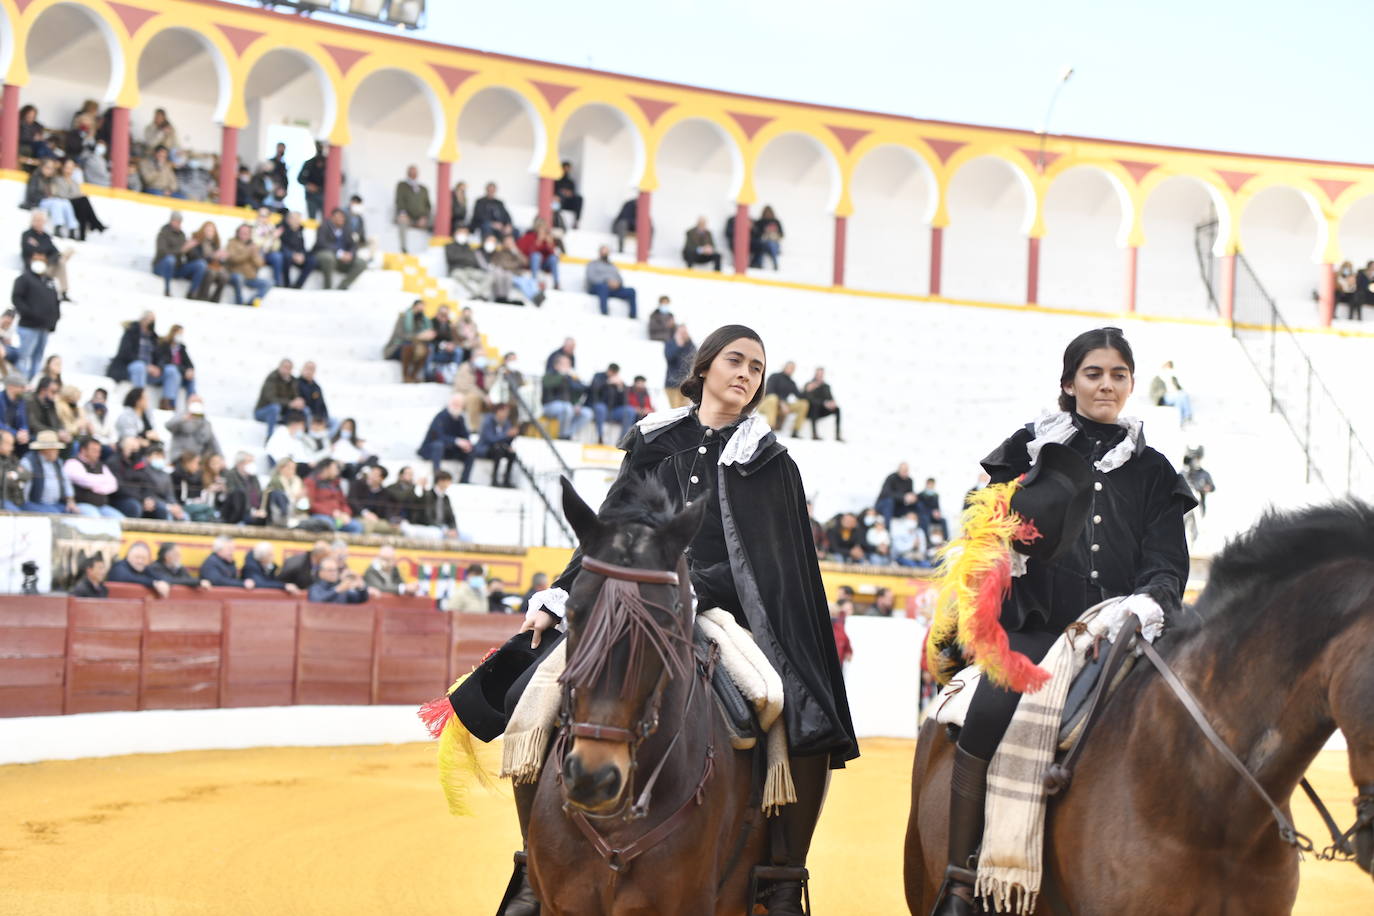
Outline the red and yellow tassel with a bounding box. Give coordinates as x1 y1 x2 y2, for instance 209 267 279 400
924 481 1050 694
417 675 499 816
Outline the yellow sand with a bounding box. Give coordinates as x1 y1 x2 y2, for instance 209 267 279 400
0 739 1366 914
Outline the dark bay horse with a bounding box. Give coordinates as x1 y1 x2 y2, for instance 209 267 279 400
527 477 768 915
905 501 1374 914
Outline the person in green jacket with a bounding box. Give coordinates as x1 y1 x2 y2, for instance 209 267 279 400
394 164 432 254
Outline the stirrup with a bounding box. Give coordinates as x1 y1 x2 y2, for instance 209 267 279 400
749 864 810 915
929 865 978 916
495 850 540 916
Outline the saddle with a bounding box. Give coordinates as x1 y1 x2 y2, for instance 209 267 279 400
692 627 761 750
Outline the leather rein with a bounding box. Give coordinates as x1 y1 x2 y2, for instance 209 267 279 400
559 554 717 874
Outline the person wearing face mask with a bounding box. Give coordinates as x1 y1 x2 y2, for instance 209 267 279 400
223 451 266 525
915 477 948 544
21 210 73 300
444 228 494 300
439 563 489 613
648 295 676 341
488 234 545 305
141 444 188 521
394 164 432 255
486 352 524 411
152 324 197 411
10 252 61 380
83 388 116 449
80 142 111 187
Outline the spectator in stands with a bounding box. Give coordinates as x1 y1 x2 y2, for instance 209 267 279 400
109 436 160 519
0 428 27 509
38 355 62 389
305 458 361 533
80 141 110 188
682 217 723 270
445 227 493 300
365 544 419 595
915 478 948 544
865 516 891 563
279 211 315 288
518 571 550 616
487 234 541 304
440 563 489 613
349 464 396 531
11 250 61 380
108 542 170 598
298 144 327 220
187 221 228 302
394 164 432 254
83 388 115 450
383 465 426 524
541 354 592 441
170 452 216 521
518 217 562 290
424 305 462 381
486 351 524 412
450 358 491 429
471 182 513 239
63 437 122 519
750 205 784 270
247 162 276 208
149 544 209 589
545 338 577 373
314 208 366 290
17 105 54 160
803 367 843 441
20 430 76 514
152 211 208 298
451 180 468 229
22 210 73 301
1183 453 1216 516
165 397 220 463
412 471 458 539
875 462 917 527
1 310 20 373
552 160 583 229
279 540 329 590
309 555 376 604
0 372 29 446
242 543 299 592
234 164 254 207
153 324 196 409
114 387 159 449
758 361 809 436
251 207 286 288
71 555 109 598
201 453 229 518
254 359 304 440
72 100 100 137
293 361 330 430
1148 360 1193 427
22 159 79 238
649 295 675 342
1353 261 1374 322
200 536 255 588
266 410 322 470
585 246 637 318
384 300 436 385
664 324 695 408
867 588 897 617
475 402 518 487
142 443 187 521
139 146 181 198
55 384 88 443
588 363 637 446
53 158 106 240
487 577 515 613
627 375 654 421
419 392 476 482
143 109 178 153
1336 261 1359 319
330 418 372 477
108 311 160 393
263 460 310 529
222 451 265 526
25 377 66 444
891 511 930 568
611 197 639 254
269 143 289 191
826 513 866 564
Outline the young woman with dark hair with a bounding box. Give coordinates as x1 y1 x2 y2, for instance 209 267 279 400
513 324 859 916
930 326 1195 915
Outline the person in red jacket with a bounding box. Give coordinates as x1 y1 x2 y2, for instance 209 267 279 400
831 597 854 665
304 458 361 533
516 217 561 290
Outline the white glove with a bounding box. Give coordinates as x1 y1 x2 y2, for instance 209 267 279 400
1089 593 1165 645
525 587 568 622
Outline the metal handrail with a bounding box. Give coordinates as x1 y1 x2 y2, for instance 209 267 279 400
507 380 577 545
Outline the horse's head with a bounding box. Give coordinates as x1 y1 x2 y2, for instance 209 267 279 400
557 475 706 815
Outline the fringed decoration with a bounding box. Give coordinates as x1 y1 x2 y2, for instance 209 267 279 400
426 674 498 817
976 876 1038 916
761 719 795 815
924 481 1050 694
500 726 552 786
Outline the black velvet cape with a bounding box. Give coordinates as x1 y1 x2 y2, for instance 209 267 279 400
555 413 859 766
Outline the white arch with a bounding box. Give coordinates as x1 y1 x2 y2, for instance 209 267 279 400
136 27 233 125
457 87 546 176
349 67 445 159
658 116 745 201
244 47 336 143
25 2 126 106
755 130 843 214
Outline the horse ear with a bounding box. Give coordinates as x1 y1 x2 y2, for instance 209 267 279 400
657 495 708 559
560 476 600 543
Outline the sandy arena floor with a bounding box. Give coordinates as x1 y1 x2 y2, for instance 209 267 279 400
0 738 1367 914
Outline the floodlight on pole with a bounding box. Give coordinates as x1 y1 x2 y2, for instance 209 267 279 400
1036 65 1075 173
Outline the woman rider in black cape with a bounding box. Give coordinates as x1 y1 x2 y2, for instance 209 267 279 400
516 324 859 916
931 327 1195 915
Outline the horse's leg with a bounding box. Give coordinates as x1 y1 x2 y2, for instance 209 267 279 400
904 719 953 916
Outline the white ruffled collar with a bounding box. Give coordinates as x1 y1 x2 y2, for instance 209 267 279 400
1025 410 1142 473
635 407 773 467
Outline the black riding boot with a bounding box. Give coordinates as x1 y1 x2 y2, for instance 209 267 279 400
496 781 540 916
931 748 990 916
763 754 829 915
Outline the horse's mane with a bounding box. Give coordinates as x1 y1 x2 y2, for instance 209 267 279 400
595 473 678 532
1188 499 1374 631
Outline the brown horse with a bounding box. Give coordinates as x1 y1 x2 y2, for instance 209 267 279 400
526 477 768 915
905 501 1374 914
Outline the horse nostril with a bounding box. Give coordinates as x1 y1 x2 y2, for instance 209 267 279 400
595 765 622 800
563 754 584 787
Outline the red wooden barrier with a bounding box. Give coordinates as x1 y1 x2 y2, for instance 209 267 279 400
222 599 297 708
0 595 68 716
66 598 143 714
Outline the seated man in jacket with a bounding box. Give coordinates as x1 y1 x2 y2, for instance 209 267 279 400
305 459 362 533
444 228 493 300
200 535 255 588
383 465 425 523
107 541 171 598
418 393 475 482
414 470 459 540
20 429 77 514
313 208 367 291
308 555 376 604
279 540 331 591
149 543 210 589
141 443 188 521
540 354 592 441
0 429 31 510
469 182 513 240
279 211 316 288
364 544 419 595
223 451 266 525
70 555 109 598
587 363 638 446
584 246 637 318
681 217 723 270
63 436 124 519
241 541 301 593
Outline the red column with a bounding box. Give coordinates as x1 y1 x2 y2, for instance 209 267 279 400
634 190 651 264
1318 262 1336 327
832 215 847 287
109 106 130 190
537 176 553 225
218 125 239 208
1026 237 1041 304
434 160 452 238
1124 245 1139 313
323 143 343 216
1219 253 1236 323
928 225 943 296
732 203 749 274
0 84 19 171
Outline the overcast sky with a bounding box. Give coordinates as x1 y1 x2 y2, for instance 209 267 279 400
282 0 1367 164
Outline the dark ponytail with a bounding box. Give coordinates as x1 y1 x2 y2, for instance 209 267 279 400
680 324 767 416
1058 326 1135 412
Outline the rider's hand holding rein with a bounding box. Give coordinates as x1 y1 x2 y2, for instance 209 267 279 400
522 587 568 647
